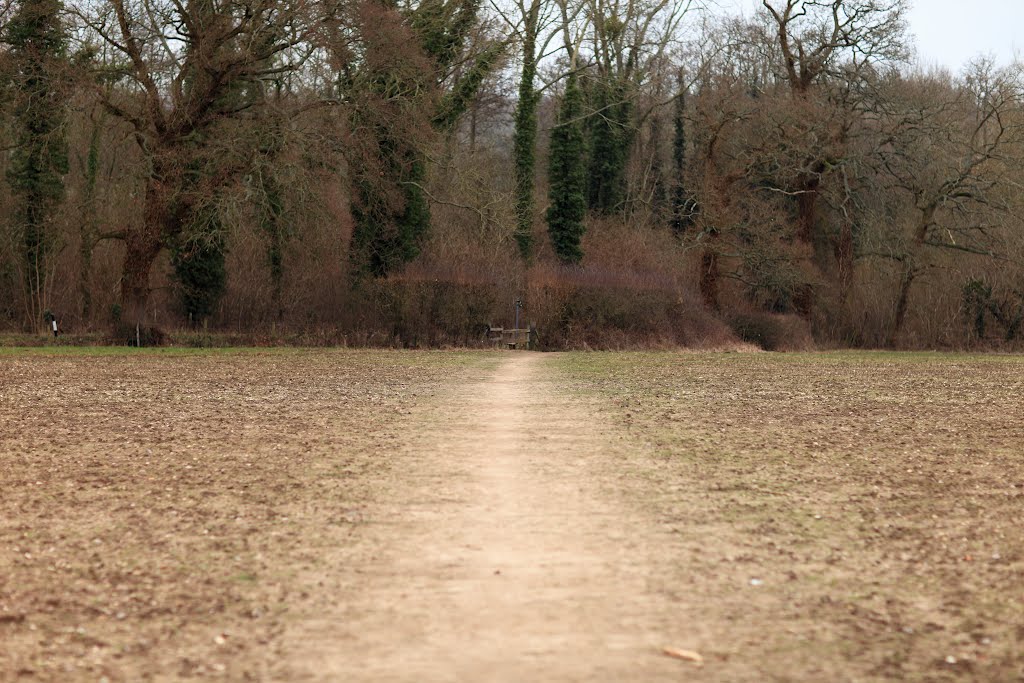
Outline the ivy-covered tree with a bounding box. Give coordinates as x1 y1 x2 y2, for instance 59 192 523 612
3 0 69 331
585 74 633 214
578 0 688 217
546 73 587 265
510 0 542 260
346 17 435 279
351 144 432 278
349 0 502 278
669 81 696 236
75 0 312 331
165 7 265 327
170 204 227 326
77 110 103 322
253 158 288 319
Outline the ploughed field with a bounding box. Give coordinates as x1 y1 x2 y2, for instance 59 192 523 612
555 352 1024 680
0 348 1021 681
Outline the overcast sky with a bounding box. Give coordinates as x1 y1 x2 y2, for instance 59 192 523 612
717 0 1023 73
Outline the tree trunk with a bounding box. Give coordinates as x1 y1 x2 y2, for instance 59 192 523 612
888 206 935 346
269 225 285 322
120 177 172 331
797 182 819 243
79 238 94 323
670 80 692 236
79 117 103 324
835 220 853 302
120 229 162 329
888 266 915 347
700 247 719 310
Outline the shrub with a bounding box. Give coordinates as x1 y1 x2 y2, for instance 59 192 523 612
729 312 813 351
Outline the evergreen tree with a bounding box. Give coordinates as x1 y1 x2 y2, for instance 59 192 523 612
4 0 69 330
546 74 587 265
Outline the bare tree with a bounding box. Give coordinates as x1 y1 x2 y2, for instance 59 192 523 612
758 0 908 251
870 60 1024 344
761 0 907 95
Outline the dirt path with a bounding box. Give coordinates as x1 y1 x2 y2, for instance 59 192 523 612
282 353 693 681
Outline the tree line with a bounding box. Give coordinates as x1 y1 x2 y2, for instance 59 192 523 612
1 0 1022 348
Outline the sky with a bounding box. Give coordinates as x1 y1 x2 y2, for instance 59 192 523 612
717 0 1024 73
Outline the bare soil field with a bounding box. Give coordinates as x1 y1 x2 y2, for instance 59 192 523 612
553 351 1024 681
0 349 496 681
2 349 1023 681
